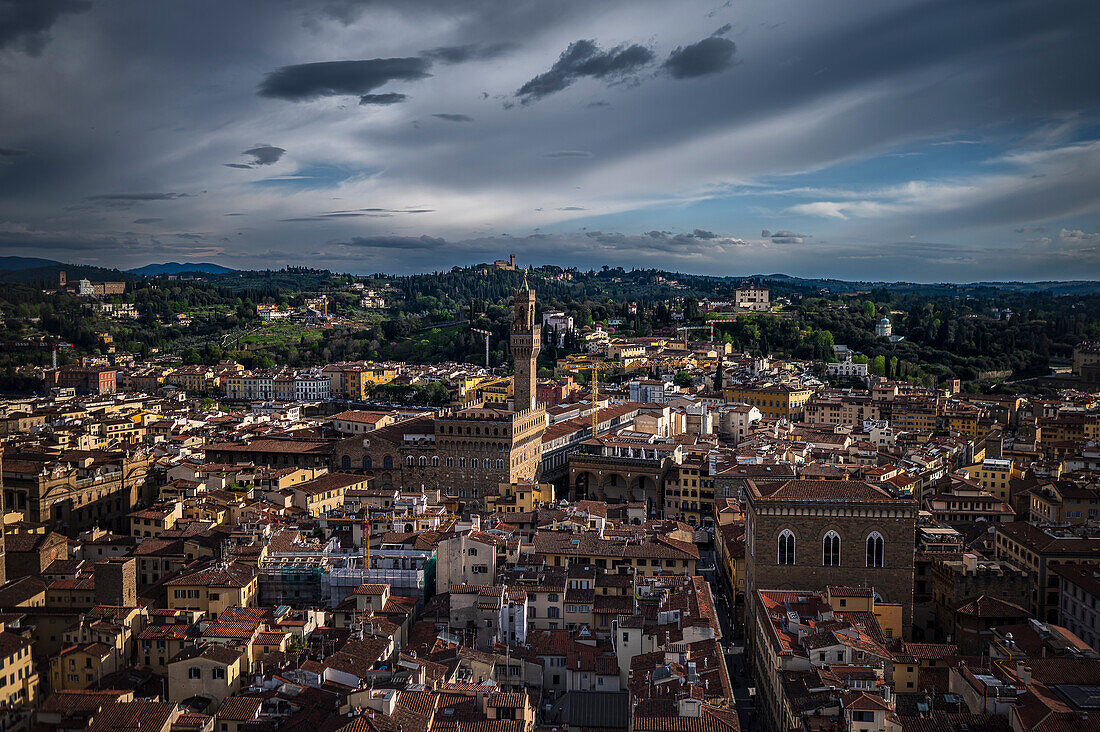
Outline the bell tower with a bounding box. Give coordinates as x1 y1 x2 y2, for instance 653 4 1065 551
511 275 540 412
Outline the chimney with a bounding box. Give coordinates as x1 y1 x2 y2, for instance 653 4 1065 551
1016 663 1032 685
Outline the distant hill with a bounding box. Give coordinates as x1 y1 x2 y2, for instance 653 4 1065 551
128 262 236 275
0 256 65 271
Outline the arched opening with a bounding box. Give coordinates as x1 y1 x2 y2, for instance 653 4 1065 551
362 456 372 470
866 532 884 567
778 530 795 565
823 531 840 566
341 455 351 469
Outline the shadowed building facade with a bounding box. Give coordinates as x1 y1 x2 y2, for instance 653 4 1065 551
744 478 918 637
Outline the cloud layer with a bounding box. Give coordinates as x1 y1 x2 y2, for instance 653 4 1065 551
0 0 1098 281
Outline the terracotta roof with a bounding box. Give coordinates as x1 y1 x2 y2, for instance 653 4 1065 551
954 595 1030 618
749 478 905 502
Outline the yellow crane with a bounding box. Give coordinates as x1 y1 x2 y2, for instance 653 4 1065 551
320 511 459 569
569 357 672 437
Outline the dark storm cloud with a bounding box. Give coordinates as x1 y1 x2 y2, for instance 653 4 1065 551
243 145 286 166
258 58 431 101
432 113 474 122
342 235 447 249
542 150 592 158
663 36 736 79
712 23 732 36
762 229 809 244
132 218 164 224
516 39 655 103
359 93 407 105
224 163 253 169
0 147 28 157
421 42 517 63
0 0 90 55
86 192 186 201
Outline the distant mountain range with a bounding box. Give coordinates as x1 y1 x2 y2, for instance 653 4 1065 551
0 256 65 271
127 262 236 275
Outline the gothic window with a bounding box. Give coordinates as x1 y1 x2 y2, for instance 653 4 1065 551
432 456 439 467
823 531 840 566
418 456 427 467
406 456 415 467
866 532 885 568
497 459 504 470
472 459 480 469
778 530 795 565
341 455 351 469
447 457 454 467
383 455 393 469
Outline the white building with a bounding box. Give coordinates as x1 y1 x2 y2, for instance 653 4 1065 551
718 404 762 443
876 317 892 338
542 310 574 346
826 355 870 379
295 372 331 401
629 379 670 403
78 279 95 296
735 285 769 311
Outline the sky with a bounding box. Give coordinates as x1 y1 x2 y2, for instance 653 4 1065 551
0 0 1099 281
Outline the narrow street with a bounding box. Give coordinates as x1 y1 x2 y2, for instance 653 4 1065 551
699 540 756 729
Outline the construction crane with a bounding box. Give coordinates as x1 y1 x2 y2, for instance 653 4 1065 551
676 324 714 345
320 511 459 570
568 357 671 438
3 339 74 369
471 327 492 368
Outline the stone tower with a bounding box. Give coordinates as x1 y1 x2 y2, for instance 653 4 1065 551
511 276 540 412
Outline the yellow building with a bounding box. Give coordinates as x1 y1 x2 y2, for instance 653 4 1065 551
463 376 513 406
890 402 939 432
1028 482 1100 524
49 642 118 691
963 458 1022 503
944 407 982 438
164 562 258 620
722 384 814 420
287 473 368 516
484 480 554 513
167 644 245 712
0 631 37 709
326 362 398 400
607 342 647 360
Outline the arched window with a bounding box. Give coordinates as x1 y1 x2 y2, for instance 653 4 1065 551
866 532 884 567
496 459 504 470
778 530 795 565
432 456 439 467
406 456 415 467
383 455 393 470
823 531 840 566
472 458 480 469
418 456 427 467
341 455 351 469
362 456 372 470
447 457 455 467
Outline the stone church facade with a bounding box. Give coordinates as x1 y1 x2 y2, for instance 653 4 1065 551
744 478 918 636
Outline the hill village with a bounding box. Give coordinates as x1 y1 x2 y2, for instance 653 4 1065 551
3 279 1100 732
